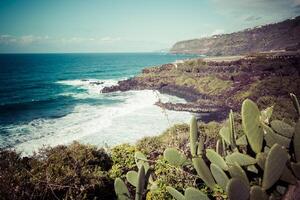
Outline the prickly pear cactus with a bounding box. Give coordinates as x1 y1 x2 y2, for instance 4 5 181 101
210 163 229 190
250 186 268 200
192 157 216 189
225 152 257 166
114 178 130 200
241 99 264 153
226 178 250 200
185 187 210 200
262 144 289 190
190 116 198 157
135 165 145 200
206 149 228 170
163 148 187 167
166 186 185 200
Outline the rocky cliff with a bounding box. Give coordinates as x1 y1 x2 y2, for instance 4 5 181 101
170 16 300 56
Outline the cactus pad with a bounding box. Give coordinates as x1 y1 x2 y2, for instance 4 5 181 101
192 157 216 189
241 99 264 153
291 162 300 179
166 186 185 200
114 178 130 200
228 163 249 186
294 120 300 162
163 148 187 167
190 116 198 157
225 152 257 166
135 151 149 172
263 123 291 148
185 187 210 200
226 178 250 200
262 144 289 190
126 171 138 187
206 149 228 170
270 120 294 138
210 163 229 190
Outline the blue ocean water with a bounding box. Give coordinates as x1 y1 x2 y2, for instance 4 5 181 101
0 53 196 154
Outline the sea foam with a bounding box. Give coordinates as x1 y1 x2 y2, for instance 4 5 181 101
6 79 191 155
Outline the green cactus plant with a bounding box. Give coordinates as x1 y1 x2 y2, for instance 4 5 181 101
294 120 300 162
126 171 138 187
163 148 187 167
135 165 145 200
225 152 257 166
226 178 250 200
206 149 228 170
185 187 210 200
280 166 297 184
262 144 289 190
291 162 300 179
261 106 273 124
193 157 216 189
228 162 249 186
290 93 300 118
210 164 229 191
263 123 291 148
242 99 264 153
166 186 185 200
229 110 237 149
270 120 294 138
190 116 198 157
114 178 131 200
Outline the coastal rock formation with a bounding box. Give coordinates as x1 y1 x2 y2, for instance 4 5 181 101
170 16 300 56
102 52 300 121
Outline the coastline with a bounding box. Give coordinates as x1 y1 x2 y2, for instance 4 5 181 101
102 52 300 122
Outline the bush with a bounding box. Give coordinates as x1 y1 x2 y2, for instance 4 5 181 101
0 142 115 200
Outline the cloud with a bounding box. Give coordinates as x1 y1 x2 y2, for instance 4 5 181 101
244 15 262 22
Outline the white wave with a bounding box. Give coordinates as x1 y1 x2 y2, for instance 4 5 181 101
6 90 191 155
57 78 120 94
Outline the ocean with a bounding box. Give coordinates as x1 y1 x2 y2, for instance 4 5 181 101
0 53 197 154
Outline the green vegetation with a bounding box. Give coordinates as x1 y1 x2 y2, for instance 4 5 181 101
1 93 299 199
114 94 300 200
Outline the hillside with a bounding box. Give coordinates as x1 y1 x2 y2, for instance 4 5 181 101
170 16 300 56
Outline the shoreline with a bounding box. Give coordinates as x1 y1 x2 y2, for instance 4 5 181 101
102 51 300 122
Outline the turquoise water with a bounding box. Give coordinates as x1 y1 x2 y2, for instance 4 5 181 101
0 53 196 154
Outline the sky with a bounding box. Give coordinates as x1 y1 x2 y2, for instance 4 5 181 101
0 0 299 53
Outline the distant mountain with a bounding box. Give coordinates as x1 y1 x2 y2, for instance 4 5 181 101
170 16 300 56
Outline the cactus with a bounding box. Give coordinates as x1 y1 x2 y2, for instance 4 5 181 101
290 93 300 118
229 110 237 149
225 152 257 166
185 187 210 200
291 162 300 179
263 123 291 148
219 126 231 145
250 186 268 200
206 149 228 170
294 120 300 162
135 151 149 172
236 135 247 146
135 165 145 200
261 106 274 124
241 99 264 153
228 162 249 186
226 178 250 200
114 178 131 200
126 171 138 187
163 148 187 167
210 163 229 190
216 139 222 155
262 144 289 190
190 116 198 157
280 166 297 184
192 157 216 189
256 152 267 170
270 120 294 138
166 186 185 200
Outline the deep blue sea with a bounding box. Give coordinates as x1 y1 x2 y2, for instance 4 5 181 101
0 53 196 154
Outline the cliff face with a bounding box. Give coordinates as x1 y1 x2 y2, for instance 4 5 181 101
170 16 300 56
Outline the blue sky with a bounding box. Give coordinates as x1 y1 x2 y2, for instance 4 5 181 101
0 0 299 53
